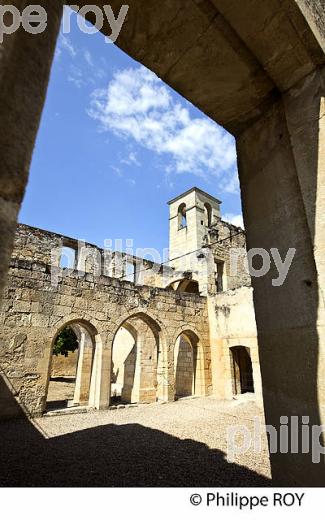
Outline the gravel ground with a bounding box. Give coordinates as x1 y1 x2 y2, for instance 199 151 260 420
47 377 76 403
0 396 271 487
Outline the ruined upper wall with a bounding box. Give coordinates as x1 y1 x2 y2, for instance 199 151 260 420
14 221 250 295
13 224 64 265
13 224 183 289
207 218 251 291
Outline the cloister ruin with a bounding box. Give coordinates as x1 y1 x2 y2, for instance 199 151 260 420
0 187 262 417
0 0 324 486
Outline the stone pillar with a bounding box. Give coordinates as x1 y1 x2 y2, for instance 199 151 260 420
207 296 226 399
89 334 111 410
74 333 85 404
129 339 141 403
157 339 174 403
127 343 140 403
237 65 325 485
73 333 94 405
0 1 63 295
138 323 158 403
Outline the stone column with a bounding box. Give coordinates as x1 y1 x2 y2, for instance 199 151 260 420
0 1 63 295
73 333 94 405
88 334 111 410
138 324 158 403
156 338 175 403
236 65 325 485
130 340 141 403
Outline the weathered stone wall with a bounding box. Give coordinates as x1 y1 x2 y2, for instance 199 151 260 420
0 253 210 417
208 218 251 292
213 286 263 406
13 224 192 291
0 223 266 417
167 188 250 296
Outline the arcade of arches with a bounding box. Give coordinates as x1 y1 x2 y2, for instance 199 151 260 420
0 224 262 416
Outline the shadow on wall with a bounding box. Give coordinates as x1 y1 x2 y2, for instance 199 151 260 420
0 375 25 421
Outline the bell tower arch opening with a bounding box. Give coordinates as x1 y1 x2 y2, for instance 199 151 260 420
204 202 212 228
178 203 187 229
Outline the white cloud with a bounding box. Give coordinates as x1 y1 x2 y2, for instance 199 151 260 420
68 66 86 89
219 170 240 194
88 66 238 187
110 165 136 186
223 213 244 228
120 151 141 167
55 47 62 60
56 34 107 89
60 35 77 58
84 50 93 67
110 165 123 178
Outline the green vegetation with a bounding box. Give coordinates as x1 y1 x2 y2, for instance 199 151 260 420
53 327 79 357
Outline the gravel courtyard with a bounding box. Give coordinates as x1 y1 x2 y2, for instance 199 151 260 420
0 396 271 487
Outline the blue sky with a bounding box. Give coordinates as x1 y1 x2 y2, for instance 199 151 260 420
19 8 243 256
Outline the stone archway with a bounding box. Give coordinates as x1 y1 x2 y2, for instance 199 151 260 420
46 319 99 411
111 322 137 404
230 346 255 396
173 330 205 400
111 312 165 404
167 279 200 294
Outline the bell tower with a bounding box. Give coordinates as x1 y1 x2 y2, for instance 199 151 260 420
168 187 222 270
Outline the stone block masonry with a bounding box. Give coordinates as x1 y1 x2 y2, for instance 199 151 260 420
0 225 211 417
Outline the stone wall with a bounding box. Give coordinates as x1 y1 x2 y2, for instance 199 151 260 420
213 286 263 406
13 224 194 291
208 218 251 292
0 224 265 418
0 253 210 418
